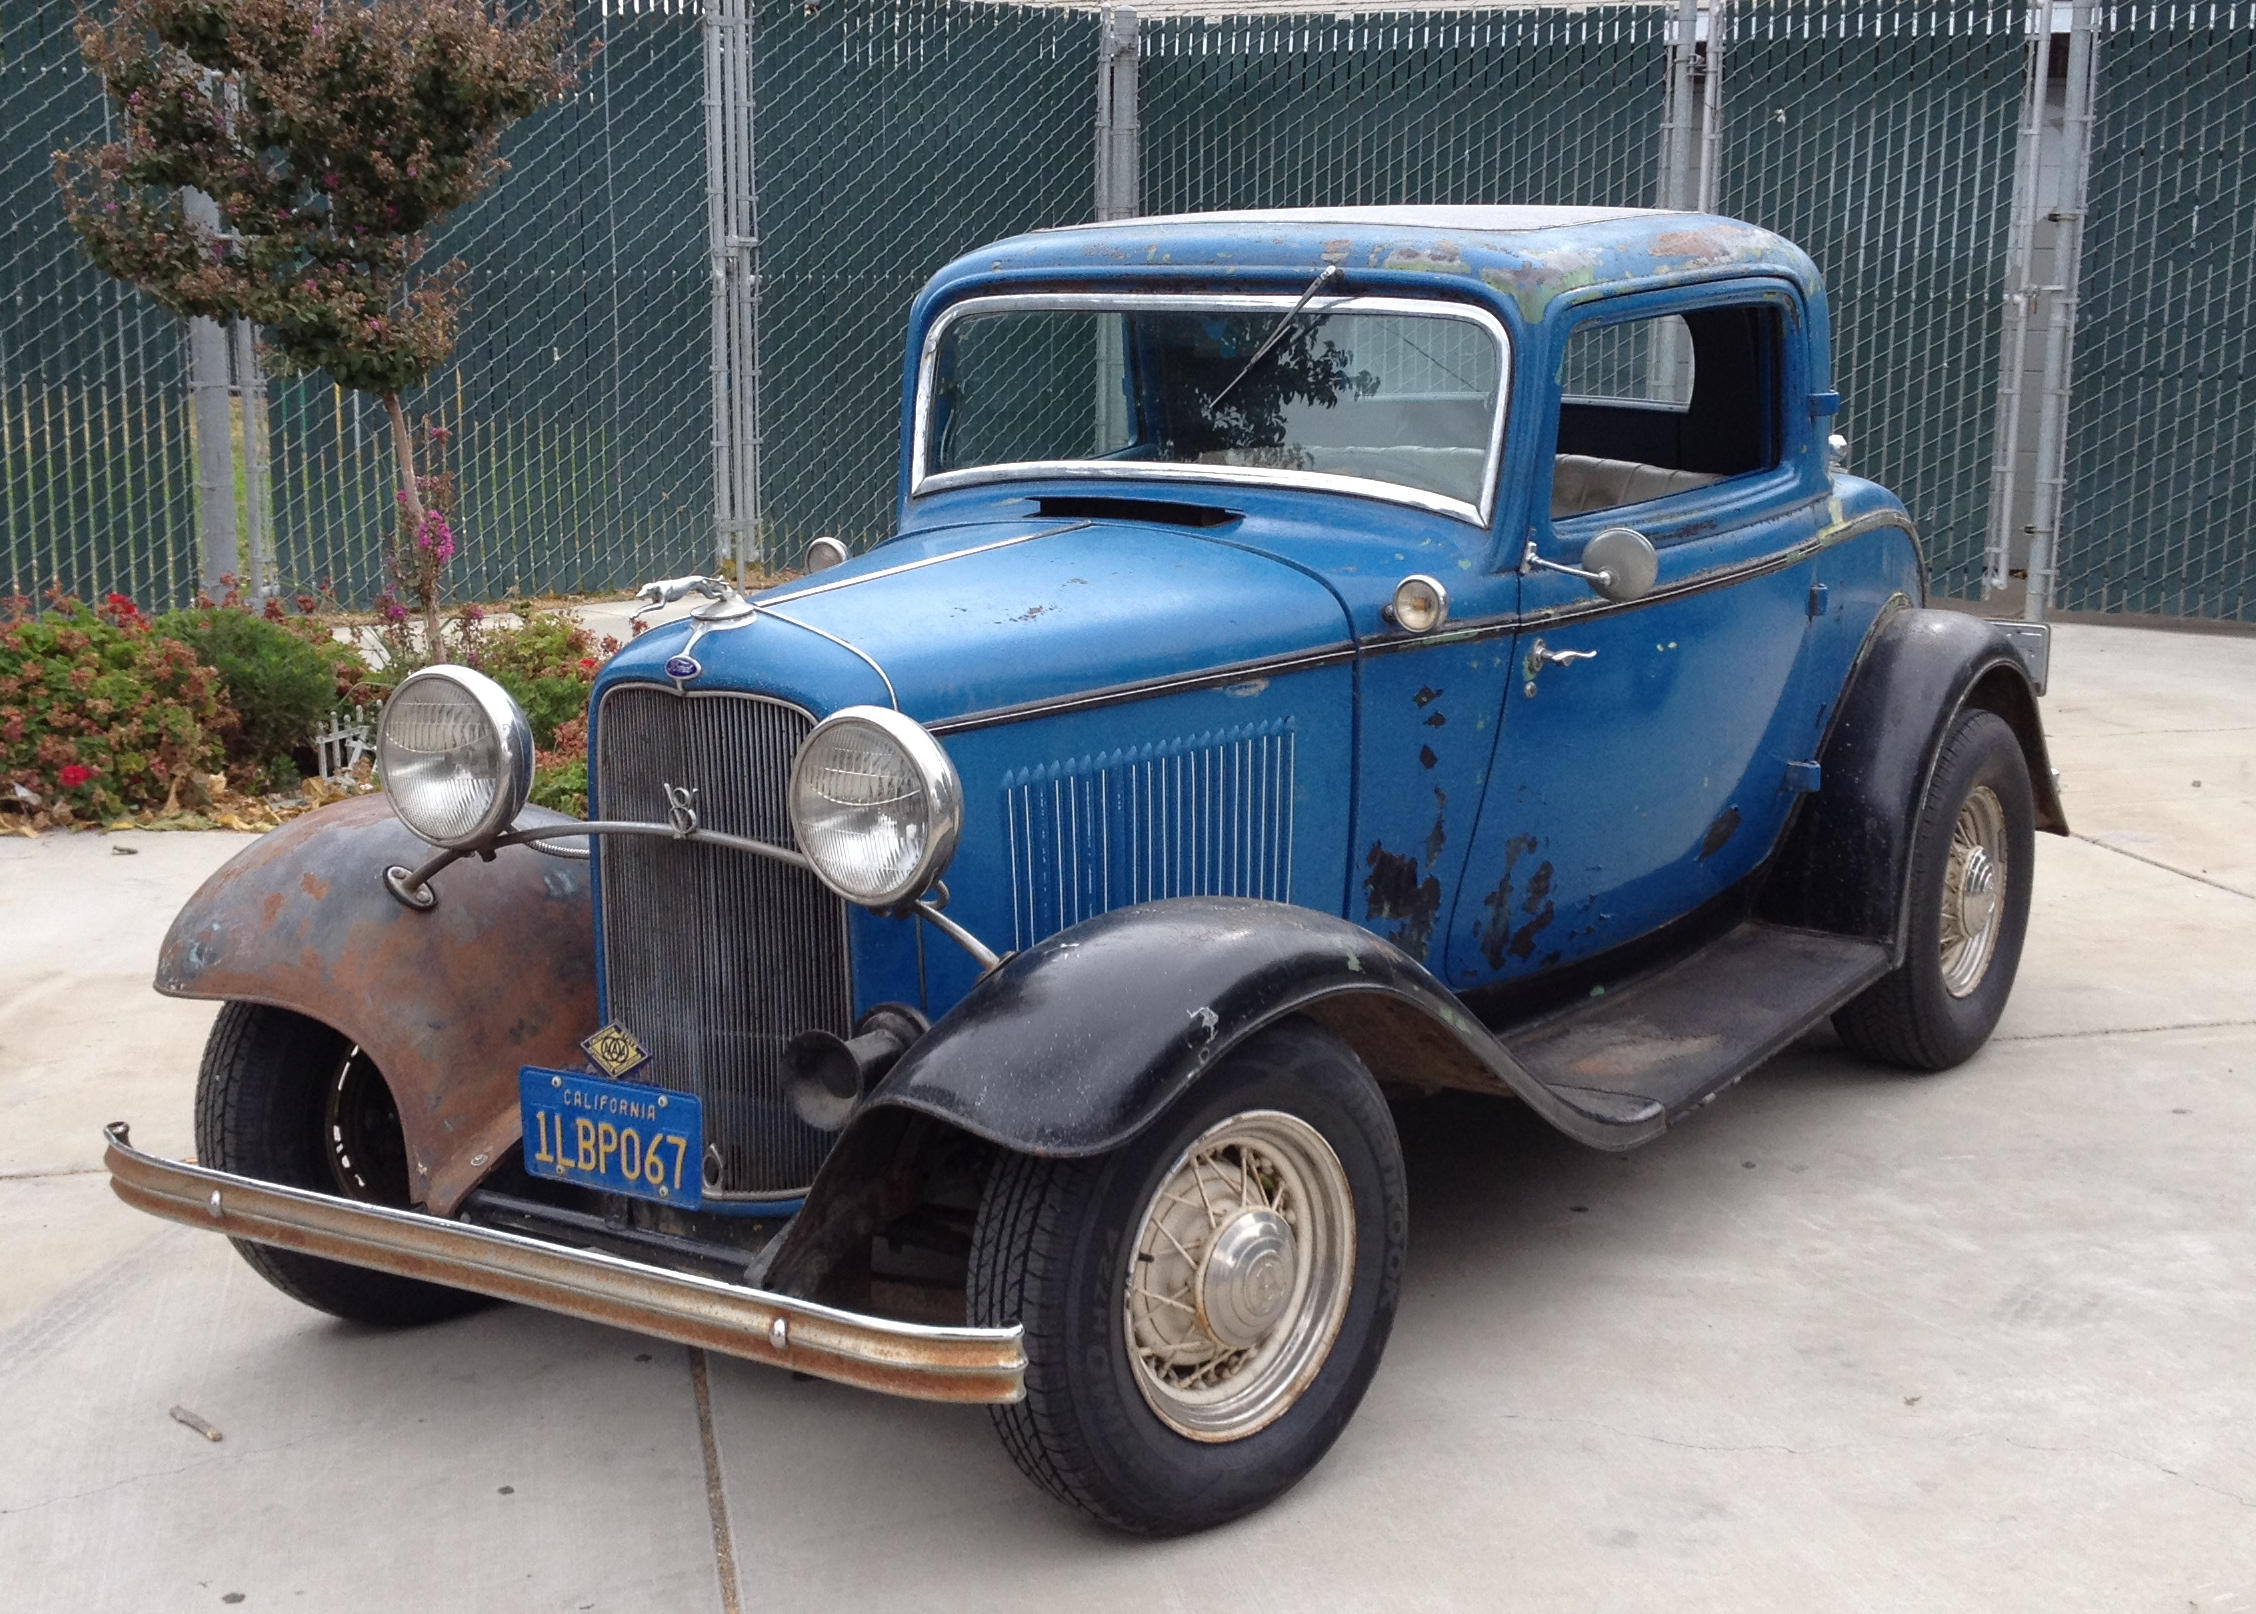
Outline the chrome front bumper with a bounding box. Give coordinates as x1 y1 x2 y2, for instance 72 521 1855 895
103 1123 1025 1404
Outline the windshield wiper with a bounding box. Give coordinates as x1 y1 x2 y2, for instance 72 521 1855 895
1208 262 1346 411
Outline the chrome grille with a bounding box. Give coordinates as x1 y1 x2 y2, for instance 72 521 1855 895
594 684 851 1197
1003 720 1297 951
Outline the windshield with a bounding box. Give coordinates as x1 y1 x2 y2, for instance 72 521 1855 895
914 294 1510 521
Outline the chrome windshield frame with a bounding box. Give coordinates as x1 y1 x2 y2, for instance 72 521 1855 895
910 291 1514 529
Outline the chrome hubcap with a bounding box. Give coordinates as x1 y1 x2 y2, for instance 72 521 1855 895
1124 1110 1355 1442
1198 1207 1297 1349
1940 785 2009 998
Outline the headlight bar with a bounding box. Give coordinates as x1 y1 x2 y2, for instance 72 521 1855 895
381 818 1001 973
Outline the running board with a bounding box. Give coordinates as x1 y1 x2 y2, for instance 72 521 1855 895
103 1124 1024 1404
1501 922 1892 1125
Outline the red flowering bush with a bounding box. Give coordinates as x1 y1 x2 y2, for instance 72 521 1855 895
0 592 229 821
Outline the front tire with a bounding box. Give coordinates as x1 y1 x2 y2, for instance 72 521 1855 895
968 1019 1406 1534
194 1001 486 1326
1834 708 2036 1070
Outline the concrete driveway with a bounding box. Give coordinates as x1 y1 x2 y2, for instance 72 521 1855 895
4 622 2251 1612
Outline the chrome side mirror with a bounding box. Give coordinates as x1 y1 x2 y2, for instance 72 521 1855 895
805 535 849 572
1582 526 1658 604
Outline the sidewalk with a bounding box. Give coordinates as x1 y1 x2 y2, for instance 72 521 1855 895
2 621 2250 1611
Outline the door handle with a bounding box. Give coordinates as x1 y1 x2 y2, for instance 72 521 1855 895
1523 638 1598 696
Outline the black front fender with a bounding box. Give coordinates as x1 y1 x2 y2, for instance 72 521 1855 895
758 896 1663 1305
864 896 1656 1155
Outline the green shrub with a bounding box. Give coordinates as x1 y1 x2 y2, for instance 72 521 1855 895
154 606 337 780
531 755 587 818
0 594 229 820
472 608 601 750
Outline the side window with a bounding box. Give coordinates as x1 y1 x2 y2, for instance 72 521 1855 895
1551 304 1782 520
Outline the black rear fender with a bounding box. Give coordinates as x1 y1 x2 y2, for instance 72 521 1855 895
1759 607 2067 958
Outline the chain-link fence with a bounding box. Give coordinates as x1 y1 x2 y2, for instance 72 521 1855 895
265 0 711 607
751 0 1096 559
2056 5 2256 620
2 0 199 611
1724 0 2028 601
1142 8 1672 212
4 0 2251 620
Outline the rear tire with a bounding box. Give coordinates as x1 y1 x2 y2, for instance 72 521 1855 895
968 1018 1406 1535
194 1001 486 1327
1834 708 2035 1071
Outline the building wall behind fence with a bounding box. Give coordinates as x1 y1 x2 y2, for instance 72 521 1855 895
753 0 1097 559
1724 0 2027 601
1 0 198 611
2058 5 2256 621
266 2 712 610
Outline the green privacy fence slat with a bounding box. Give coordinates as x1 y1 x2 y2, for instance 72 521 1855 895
1722 0 2027 601
753 0 1097 558
2 0 198 610
265 3 710 607
2057 6 2256 621
1141 8 1672 214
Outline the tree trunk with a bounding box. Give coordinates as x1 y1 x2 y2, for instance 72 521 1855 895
383 391 443 661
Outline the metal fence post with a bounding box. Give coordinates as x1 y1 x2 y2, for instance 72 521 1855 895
1095 6 1140 223
2021 0 2098 622
1984 0 2051 604
705 0 761 581
1657 0 1701 211
182 188 236 595
230 318 275 598
1094 6 1139 454
1697 0 1726 215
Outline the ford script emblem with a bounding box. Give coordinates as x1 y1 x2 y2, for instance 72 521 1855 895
664 654 702 681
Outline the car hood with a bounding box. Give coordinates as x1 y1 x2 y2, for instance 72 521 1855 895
597 517 1354 726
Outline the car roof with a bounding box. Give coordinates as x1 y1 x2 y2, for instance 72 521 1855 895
925 206 1824 326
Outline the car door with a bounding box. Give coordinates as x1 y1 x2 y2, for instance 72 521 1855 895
1441 282 1831 993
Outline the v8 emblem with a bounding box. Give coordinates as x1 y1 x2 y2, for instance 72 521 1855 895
661 782 701 837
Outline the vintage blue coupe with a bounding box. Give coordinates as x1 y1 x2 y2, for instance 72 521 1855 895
109 206 2063 1534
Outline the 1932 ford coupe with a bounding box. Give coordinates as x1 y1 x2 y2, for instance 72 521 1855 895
107 206 2064 1534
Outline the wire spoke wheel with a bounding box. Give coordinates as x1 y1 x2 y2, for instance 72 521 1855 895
1122 1109 1355 1442
1939 784 2008 998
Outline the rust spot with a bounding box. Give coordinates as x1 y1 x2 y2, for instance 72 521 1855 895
1422 788 1448 867
1363 844 1441 963
1508 867 1557 962
1698 806 1742 861
1477 834 1540 970
260 891 284 928
299 870 330 900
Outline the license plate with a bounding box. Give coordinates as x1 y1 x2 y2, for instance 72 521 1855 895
520 1066 703 1208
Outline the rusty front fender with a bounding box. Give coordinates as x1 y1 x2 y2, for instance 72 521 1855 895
156 794 596 1214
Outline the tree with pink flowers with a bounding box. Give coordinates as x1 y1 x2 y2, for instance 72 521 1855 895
54 0 578 657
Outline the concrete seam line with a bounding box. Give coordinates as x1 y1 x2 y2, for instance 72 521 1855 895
0 1167 109 1181
689 1346 745 1614
2072 834 2256 900
1994 1017 2256 1044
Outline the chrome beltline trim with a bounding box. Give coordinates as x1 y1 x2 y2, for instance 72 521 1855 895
758 606 901 708
1358 502 1922 656
104 1124 1026 1404
925 643 1359 735
752 519 1092 611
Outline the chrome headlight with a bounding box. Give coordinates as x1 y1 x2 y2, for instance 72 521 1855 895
788 706 962 908
376 665 535 850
